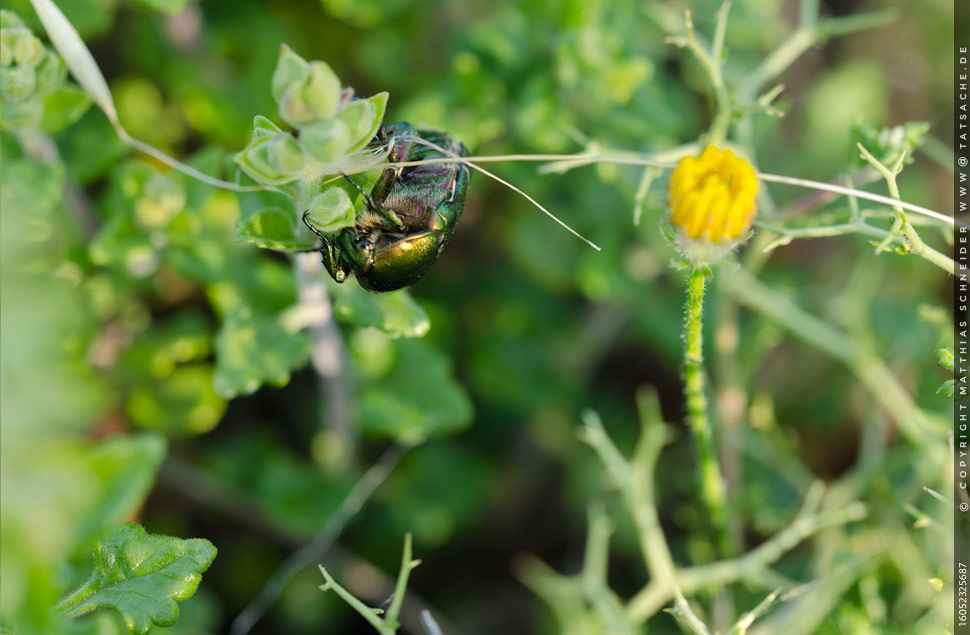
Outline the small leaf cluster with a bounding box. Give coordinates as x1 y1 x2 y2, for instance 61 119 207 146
235 45 388 236
850 120 929 170
0 10 88 131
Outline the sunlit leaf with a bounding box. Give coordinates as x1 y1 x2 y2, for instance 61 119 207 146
39 82 90 131
57 522 217 635
212 310 310 398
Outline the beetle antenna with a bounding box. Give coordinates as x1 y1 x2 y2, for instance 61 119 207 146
341 173 379 211
399 135 601 251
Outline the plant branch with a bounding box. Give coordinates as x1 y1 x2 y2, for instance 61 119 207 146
230 444 408 635
857 143 955 275
627 482 866 621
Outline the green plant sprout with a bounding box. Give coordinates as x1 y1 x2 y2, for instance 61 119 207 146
318 533 424 635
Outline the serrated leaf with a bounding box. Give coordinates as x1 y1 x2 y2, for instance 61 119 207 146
235 207 317 250
329 281 430 337
57 522 217 635
212 310 310 398
1 433 166 633
937 379 954 397
355 339 472 443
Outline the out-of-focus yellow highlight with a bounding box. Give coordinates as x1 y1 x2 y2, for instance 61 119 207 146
668 146 758 244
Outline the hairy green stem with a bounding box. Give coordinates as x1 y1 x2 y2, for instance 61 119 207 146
684 268 732 557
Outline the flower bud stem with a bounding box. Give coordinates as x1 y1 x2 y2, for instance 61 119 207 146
684 267 732 557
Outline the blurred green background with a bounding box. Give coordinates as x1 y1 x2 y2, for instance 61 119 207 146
0 0 956 633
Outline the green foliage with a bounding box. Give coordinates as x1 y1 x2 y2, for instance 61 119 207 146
329 282 430 338
851 120 930 170
57 523 217 634
0 9 89 131
318 534 419 635
213 309 310 397
355 338 472 443
1 0 956 634
233 46 389 216
235 207 317 250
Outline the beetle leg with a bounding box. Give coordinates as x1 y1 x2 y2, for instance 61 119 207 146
301 210 330 240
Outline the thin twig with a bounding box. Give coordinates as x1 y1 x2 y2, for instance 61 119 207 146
230 444 408 635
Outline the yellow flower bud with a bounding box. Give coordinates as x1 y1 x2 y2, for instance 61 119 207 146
668 146 758 245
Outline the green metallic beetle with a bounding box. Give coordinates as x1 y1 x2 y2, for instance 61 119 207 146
303 122 470 293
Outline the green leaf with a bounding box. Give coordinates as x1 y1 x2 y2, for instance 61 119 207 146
936 347 954 372
250 114 284 141
305 186 356 234
330 281 430 337
937 379 954 398
339 91 388 154
1 9 27 30
235 207 316 250
299 118 351 163
851 120 929 169
233 132 307 186
301 61 342 121
355 339 472 443
34 49 66 93
126 365 227 435
1 434 166 633
206 258 298 317
2 63 37 100
212 310 310 398
278 60 342 128
39 82 90 132
57 522 217 635
270 44 307 105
